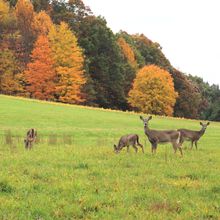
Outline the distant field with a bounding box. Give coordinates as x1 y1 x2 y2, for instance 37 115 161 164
0 95 220 219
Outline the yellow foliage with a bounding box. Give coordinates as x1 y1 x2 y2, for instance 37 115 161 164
32 10 53 37
128 65 178 116
0 0 9 22
48 22 86 104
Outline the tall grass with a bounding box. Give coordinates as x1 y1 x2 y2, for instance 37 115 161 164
0 95 220 219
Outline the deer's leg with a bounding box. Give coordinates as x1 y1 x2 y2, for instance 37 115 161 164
151 145 154 154
27 141 30 150
173 142 183 156
132 144 138 153
127 145 129 153
177 144 183 156
172 142 177 153
137 142 144 153
195 141 198 150
140 144 144 153
190 141 194 150
152 142 157 154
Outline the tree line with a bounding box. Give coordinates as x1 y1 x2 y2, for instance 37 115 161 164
0 0 219 121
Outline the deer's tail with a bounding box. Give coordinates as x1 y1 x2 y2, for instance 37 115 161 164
176 131 181 145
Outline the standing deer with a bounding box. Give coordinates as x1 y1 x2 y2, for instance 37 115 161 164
114 134 144 154
24 128 37 149
140 116 183 156
178 122 210 150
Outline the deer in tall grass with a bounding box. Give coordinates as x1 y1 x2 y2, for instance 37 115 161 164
140 116 183 156
24 128 37 149
114 134 144 154
178 122 210 150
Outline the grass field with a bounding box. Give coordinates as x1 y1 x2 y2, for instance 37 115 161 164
0 95 220 220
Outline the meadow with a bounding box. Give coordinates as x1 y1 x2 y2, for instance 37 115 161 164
0 95 220 220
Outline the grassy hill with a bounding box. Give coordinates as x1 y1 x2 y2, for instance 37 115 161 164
0 95 220 219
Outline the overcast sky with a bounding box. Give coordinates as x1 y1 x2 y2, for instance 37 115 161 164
83 0 220 86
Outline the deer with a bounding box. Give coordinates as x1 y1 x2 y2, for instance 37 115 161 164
24 128 37 149
114 134 144 154
140 116 183 156
178 122 210 150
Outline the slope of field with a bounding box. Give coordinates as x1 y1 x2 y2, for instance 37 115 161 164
0 95 220 219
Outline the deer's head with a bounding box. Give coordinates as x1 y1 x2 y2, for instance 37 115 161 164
200 122 210 130
140 115 152 127
113 144 120 154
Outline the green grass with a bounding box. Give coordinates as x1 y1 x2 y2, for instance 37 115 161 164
0 95 220 220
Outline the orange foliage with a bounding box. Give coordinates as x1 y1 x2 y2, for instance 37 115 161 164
128 65 178 116
48 22 86 104
24 35 56 100
117 37 137 68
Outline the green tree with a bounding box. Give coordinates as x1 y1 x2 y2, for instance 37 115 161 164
77 16 127 109
50 0 92 32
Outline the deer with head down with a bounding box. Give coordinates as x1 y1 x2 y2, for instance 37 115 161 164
114 134 144 154
178 122 210 150
140 116 183 156
24 128 37 149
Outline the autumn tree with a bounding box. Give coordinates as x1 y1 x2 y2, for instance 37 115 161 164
117 37 137 69
0 49 23 95
128 65 178 116
32 10 53 37
117 31 145 68
0 0 18 48
15 0 35 63
132 34 171 70
188 74 220 121
24 35 56 100
116 36 137 100
48 22 86 103
170 69 202 119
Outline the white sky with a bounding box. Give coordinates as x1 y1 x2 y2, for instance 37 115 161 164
83 0 220 86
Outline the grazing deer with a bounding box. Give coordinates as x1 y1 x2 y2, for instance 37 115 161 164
140 116 183 156
114 134 144 154
24 128 37 149
178 122 210 150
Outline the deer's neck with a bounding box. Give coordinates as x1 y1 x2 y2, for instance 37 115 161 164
144 125 151 137
199 128 206 136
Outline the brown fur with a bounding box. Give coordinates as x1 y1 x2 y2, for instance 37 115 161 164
24 128 37 149
114 134 144 153
140 116 183 155
178 122 210 149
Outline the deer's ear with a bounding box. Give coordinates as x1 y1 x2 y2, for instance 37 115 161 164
140 116 144 121
200 122 203 126
207 122 210 126
148 116 152 120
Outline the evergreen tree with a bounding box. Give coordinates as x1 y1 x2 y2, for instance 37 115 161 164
77 16 127 109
